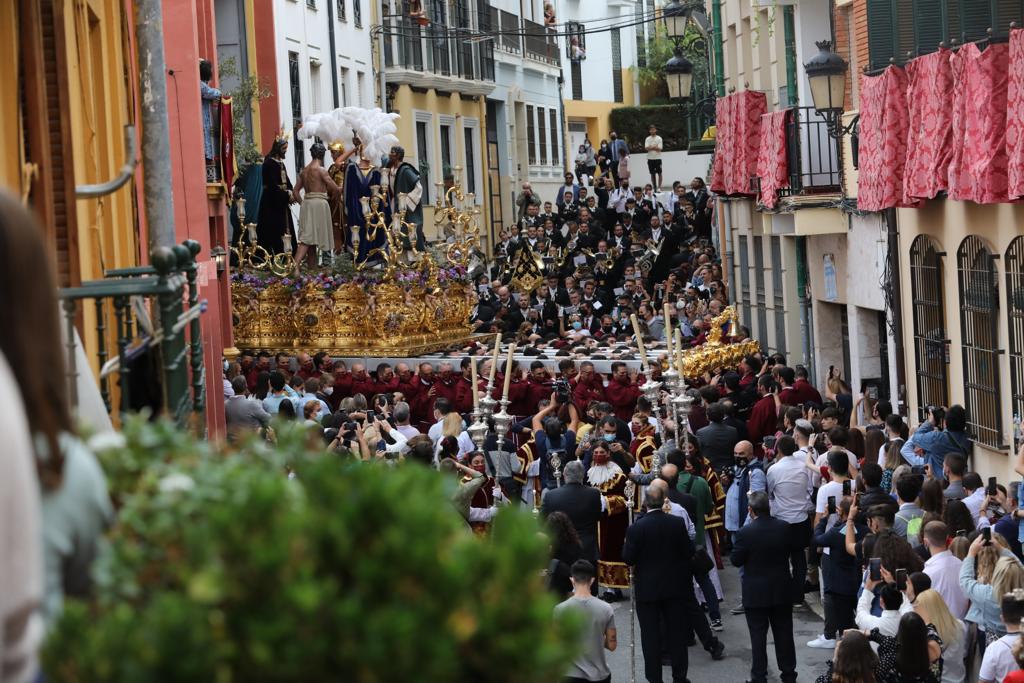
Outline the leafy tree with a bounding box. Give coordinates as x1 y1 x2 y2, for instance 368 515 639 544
219 57 273 169
632 24 711 102
44 418 579 682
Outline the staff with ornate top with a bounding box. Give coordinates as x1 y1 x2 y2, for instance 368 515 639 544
624 479 637 683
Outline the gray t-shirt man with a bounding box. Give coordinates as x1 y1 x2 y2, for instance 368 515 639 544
553 595 616 682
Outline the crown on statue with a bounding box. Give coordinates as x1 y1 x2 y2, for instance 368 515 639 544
275 126 291 143
328 141 345 153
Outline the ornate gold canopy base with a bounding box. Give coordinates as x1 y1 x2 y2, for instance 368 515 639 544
231 280 479 357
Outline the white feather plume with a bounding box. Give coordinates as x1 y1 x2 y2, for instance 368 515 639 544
296 107 401 160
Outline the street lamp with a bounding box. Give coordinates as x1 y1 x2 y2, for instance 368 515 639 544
661 0 690 40
803 38 859 146
664 49 694 101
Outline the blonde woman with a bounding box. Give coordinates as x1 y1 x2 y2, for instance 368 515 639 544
433 412 474 461
961 533 1024 646
914 588 967 683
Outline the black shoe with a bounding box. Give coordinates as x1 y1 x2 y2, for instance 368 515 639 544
600 589 623 603
804 580 819 593
686 635 697 647
708 640 725 660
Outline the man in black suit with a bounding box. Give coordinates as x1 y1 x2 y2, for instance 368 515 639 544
542 460 602 572
730 491 798 683
696 402 740 473
623 485 724 683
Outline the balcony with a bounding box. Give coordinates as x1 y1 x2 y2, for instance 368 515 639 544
383 15 495 97
522 19 559 66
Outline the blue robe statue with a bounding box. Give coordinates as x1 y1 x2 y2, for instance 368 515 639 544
345 163 390 264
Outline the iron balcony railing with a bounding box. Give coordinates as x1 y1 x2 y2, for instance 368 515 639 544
778 106 842 197
522 19 559 65
383 15 495 82
58 241 207 428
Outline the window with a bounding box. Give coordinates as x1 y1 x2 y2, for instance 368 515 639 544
337 0 346 20
464 126 477 195
307 0 317 8
340 66 349 105
310 62 322 113
440 123 453 181
288 51 305 174
526 105 536 164
1007 237 1024 432
752 235 768 343
958 235 1003 448
611 28 623 103
357 71 365 106
771 236 787 355
909 235 948 422
636 0 646 68
571 61 582 100
353 0 361 26
737 235 752 331
538 107 547 165
415 119 431 202
549 108 559 168
866 0 1023 71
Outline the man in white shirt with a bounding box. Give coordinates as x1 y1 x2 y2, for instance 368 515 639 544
644 125 664 190
979 591 1024 683
766 435 814 606
921 520 969 619
427 396 454 446
961 472 992 528
392 401 420 451
814 449 856 555
855 579 903 636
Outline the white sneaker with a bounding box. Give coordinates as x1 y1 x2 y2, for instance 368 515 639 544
806 635 836 649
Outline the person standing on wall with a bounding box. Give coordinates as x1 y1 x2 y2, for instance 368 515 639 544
644 125 664 191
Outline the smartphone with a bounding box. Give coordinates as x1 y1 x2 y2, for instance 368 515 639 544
983 527 992 544
842 480 851 497
988 476 998 497
855 492 863 507
867 386 879 401
896 568 907 592
365 409 376 422
869 558 882 582
827 496 837 516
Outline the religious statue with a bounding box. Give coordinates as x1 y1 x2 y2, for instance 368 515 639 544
344 137 391 264
327 142 356 253
381 145 425 252
292 142 340 274
256 131 295 255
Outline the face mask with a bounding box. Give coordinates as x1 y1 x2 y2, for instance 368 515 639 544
734 457 747 468
223 360 229 372
471 463 487 474
324 387 334 396
572 321 582 330
593 451 610 465
603 433 616 442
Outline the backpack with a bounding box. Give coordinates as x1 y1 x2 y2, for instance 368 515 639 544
897 509 923 539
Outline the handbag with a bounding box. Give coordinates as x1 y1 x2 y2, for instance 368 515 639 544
691 546 715 576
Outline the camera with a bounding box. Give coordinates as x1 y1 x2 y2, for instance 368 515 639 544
762 435 777 450
554 378 572 406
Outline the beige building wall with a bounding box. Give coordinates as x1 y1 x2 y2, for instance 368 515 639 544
897 201 1024 482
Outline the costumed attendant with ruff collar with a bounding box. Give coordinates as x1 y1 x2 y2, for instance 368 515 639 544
382 145 425 251
256 132 295 254
588 441 630 601
292 143 340 274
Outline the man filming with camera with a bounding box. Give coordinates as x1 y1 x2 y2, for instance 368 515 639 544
532 387 579 492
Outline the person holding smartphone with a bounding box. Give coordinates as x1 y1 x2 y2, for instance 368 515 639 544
809 496 863 649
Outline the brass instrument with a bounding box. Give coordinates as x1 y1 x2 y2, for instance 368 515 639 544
636 237 663 276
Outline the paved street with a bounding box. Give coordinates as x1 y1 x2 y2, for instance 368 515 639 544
604 564 831 683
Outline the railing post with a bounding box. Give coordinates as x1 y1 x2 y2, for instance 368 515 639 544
154 246 191 423
62 299 79 410
94 298 110 413
183 239 206 415
113 295 132 412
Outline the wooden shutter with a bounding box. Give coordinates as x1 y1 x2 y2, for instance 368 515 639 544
959 0 993 42
867 0 898 69
994 0 1023 37
914 0 948 54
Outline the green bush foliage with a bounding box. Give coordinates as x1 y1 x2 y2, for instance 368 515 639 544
610 105 692 153
43 418 578 682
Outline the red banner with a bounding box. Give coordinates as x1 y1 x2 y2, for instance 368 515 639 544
903 50 954 200
220 97 235 191
948 43 1010 204
1008 29 1024 199
857 67 917 211
755 109 791 209
711 91 767 196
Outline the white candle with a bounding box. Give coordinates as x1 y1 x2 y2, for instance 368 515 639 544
630 314 649 370
502 343 516 400
470 358 479 410
663 303 674 360
488 332 502 384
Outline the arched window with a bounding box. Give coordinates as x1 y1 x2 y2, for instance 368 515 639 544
957 236 1002 448
909 235 948 422
1006 237 1024 432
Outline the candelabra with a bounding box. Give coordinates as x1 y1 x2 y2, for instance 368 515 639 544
467 410 488 452
433 166 484 267
675 394 695 443
640 376 663 405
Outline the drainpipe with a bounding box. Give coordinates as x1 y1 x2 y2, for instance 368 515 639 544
783 5 797 105
377 0 387 109
886 208 908 414
710 0 725 96
134 0 176 251
796 235 814 378
327 0 340 107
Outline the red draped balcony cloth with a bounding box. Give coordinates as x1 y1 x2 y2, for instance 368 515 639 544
711 91 767 196
948 43 1011 204
858 66 917 211
755 109 791 209
903 50 954 200
1008 29 1024 199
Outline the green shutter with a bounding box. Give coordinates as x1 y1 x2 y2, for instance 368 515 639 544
914 0 948 54
947 0 962 45
994 0 1023 37
867 0 898 69
959 0 993 42
898 1 915 60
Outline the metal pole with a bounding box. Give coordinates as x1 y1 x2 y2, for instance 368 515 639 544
327 0 340 108
377 1 387 109
134 0 176 252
